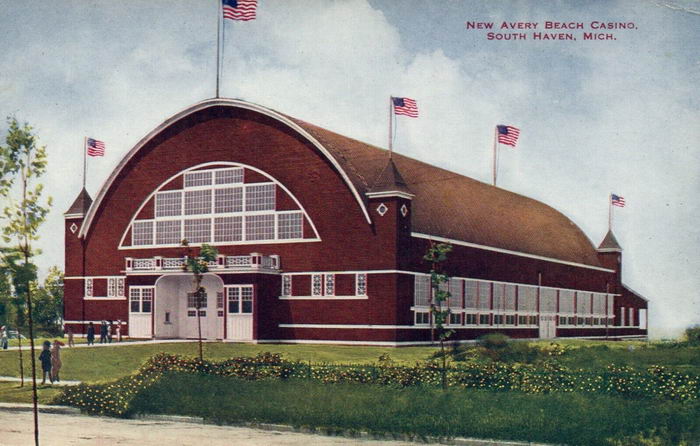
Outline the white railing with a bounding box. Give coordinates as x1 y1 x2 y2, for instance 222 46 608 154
126 253 280 273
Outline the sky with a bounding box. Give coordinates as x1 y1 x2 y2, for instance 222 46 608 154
0 0 697 338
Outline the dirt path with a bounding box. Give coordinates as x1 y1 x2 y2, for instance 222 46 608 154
0 409 419 446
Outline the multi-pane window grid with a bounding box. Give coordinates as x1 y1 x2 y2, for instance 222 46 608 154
214 216 242 242
131 167 307 246
245 214 275 241
187 292 208 308
245 184 275 211
215 187 243 213
132 221 153 246
227 286 253 314
155 191 182 217
414 277 615 327
184 218 211 243
184 189 211 215
130 287 153 313
278 212 303 239
324 274 335 296
156 220 181 245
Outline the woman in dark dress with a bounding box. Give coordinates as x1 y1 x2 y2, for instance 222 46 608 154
86 322 95 345
39 341 52 384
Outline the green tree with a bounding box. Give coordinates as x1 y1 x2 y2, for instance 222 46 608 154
32 266 64 333
181 241 218 362
0 117 52 446
424 242 454 389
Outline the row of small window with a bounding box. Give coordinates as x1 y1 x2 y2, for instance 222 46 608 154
183 168 244 188
129 286 253 314
415 276 613 314
155 183 276 218
415 312 614 327
280 273 367 297
132 212 303 245
558 316 614 326
415 312 538 326
84 277 125 298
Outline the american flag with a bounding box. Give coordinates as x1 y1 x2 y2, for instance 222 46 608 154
392 97 419 118
87 138 105 157
222 0 257 21
497 125 520 147
611 194 626 207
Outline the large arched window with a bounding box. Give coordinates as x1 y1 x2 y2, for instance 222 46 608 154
121 163 318 248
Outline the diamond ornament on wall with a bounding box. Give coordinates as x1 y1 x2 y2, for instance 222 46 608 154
400 204 409 217
376 203 388 216
69 223 78 234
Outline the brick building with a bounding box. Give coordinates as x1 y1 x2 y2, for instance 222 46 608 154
63 99 648 345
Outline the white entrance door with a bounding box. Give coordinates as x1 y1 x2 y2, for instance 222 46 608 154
184 291 210 339
226 286 254 341
129 287 153 338
539 314 556 339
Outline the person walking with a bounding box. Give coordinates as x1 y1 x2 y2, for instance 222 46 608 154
0 326 8 350
50 340 65 383
99 320 107 344
39 341 52 384
116 320 122 342
107 320 113 343
86 322 95 346
66 327 75 348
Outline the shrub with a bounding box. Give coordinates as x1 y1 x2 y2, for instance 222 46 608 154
684 326 700 346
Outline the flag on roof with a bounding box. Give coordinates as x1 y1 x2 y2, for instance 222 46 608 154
223 0 257 21
497 125 520 147
392 97 419 118
611 194 626 207
86 138 105 157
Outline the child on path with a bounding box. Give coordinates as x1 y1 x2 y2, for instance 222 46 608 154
87 322 95 345
39 341 52 384
51 340 65 383
66 327 75 347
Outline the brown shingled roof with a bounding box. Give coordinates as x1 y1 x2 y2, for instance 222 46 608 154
65 188 92 215
598 230 622 251
289 117 602 267
369 158 413 195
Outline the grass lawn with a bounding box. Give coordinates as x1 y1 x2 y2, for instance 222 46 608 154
0 342 437 383
128 373 700 446
0 382 62 405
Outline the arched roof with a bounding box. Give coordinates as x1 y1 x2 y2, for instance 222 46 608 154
79 98 373 238
80 98 603 268
288 118 604 268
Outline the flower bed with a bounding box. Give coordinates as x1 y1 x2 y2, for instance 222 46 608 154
54 352 700 416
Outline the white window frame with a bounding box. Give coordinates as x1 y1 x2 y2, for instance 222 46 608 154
324 274 335 296
84 278 93 298
129 287 153 313
311 274 323 297
621 306 626 326
226 285 253 314
281 275 292 297
415 311 430 326
356 273 367 297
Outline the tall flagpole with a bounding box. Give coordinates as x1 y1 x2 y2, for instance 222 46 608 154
388 97 393 156
608 193 612 230
492 126 498 186
83 137 87 190
216 0 222 98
